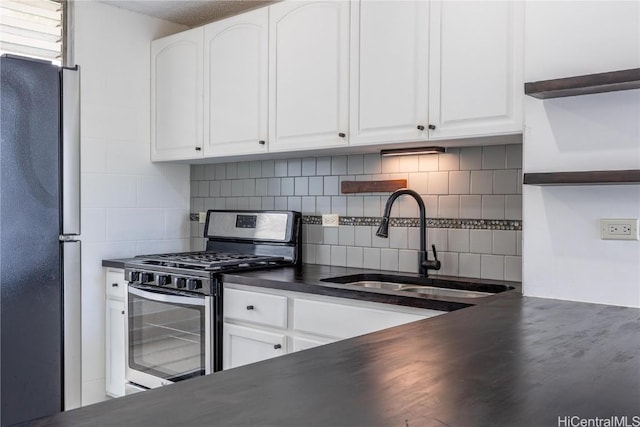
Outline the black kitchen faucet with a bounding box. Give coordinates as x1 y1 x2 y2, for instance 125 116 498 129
376 188 441 277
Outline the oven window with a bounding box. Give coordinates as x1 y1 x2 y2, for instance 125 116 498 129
128 291 205 381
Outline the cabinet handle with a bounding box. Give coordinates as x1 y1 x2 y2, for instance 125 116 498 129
112 283 118 287
273 344 282 350
417 125 425 131
246 305 254 310
258 140 266 145
195 147 202 151
428 124 436 130
121 310 125 315
338 133 346 138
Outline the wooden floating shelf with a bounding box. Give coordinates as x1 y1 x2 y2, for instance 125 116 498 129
523 170 640 186
524 68 640 99
341 179 407 194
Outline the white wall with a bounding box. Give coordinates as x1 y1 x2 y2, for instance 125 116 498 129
523 1 640 307
72 1 189 405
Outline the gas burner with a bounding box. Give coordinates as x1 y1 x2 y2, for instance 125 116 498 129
135 251 286 271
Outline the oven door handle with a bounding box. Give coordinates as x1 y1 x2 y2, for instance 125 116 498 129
128 284 206 306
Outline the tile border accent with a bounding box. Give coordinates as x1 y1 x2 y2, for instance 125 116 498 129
190 214 521 231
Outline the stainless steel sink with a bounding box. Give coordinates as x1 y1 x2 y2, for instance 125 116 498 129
320 274 515 299
398 286 492 298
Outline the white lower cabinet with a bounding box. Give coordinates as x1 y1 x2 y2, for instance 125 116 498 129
223 323 286 370
223 282 443 370
105 268 127 398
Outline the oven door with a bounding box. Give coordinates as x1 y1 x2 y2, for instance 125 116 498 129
126 284 213 389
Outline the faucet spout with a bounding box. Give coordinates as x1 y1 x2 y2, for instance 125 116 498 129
376 188 440 276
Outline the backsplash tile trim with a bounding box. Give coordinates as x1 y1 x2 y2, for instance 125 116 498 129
189 213 521 231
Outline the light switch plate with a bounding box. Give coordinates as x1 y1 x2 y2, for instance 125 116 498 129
600 218 639 240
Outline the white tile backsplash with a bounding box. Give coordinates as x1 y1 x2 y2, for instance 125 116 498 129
347 196 364 216
190 144 522 281
449 171 470 194
380 248 399 271
362 247 381 269
481 254 504 280
493 230 517 255
428 171 449 194
448 229 470 253
482 195 505 219
482 145 506 169
459 253 481 278
471 170 493 194
470 230 493 254
438 195 459 218
332 156 348 175
346 246 364 268
459 147 482 170
438 148 460 171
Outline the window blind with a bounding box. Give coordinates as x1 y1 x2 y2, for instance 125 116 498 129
0 0 63 64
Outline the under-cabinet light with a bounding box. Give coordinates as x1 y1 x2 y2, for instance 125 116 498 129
380 146 446 156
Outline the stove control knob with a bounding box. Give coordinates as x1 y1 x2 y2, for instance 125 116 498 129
140 272 154 284
127 271 140 282
175 277 186 289
187 279 202 291
157 275 171 286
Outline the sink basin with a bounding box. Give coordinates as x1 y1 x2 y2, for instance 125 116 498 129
320 274 514 299
398 286 492 299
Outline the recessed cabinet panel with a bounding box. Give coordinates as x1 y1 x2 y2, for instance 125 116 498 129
428 0 523 140
105 298 125 398
151 28 203 161
223 323 286 370
204 9 268 156
349 1 429 145
269 1 350 151
293 298 433 340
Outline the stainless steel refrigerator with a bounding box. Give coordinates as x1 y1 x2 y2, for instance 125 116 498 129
0 54 81 426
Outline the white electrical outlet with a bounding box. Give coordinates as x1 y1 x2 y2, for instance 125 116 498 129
600 218 639 240
198 212 207 224
322 214 339 227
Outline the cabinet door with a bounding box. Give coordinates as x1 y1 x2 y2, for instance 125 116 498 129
151 27 203 161
204 8 269 157
349 1 429 146
269 1 350 152
292 336 333 353
105 298 125 398
223 323 286 370
293 297 435 340
428 1 524 140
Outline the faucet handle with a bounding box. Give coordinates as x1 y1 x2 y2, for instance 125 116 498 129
431 244 438 261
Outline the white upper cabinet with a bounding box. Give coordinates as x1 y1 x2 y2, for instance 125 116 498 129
151 27 203 161
349 1 430 146
268 1 350 152
428 0 524 140
204 8 269 157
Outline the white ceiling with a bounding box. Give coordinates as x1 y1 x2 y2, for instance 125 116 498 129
99 0 276 27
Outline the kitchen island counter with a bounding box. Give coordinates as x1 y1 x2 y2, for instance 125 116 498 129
32 290 640 426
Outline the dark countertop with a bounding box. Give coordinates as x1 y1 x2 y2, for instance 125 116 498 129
103 259 520 312
32 292 640 426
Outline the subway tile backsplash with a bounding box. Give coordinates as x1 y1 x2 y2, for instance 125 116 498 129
190 144 523 282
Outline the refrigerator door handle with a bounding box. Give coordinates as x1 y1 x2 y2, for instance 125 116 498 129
62 239 82 410
61 66 81 236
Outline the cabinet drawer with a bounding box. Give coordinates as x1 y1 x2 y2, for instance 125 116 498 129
293 298 432 340
105 269 127 300
224 287 288 329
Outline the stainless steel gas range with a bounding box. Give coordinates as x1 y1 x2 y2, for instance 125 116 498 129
124 210 302 389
